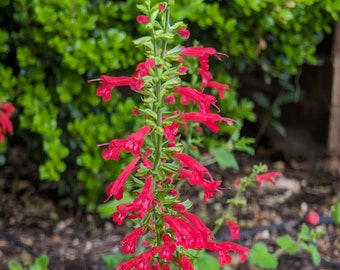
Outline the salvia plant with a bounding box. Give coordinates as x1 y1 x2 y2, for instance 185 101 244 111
89 0 282 269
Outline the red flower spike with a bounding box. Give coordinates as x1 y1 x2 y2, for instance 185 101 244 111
177 28 190 39
88 76 133 101
255 172 282 186
226 220 240 240
105 157 140 201
121 227 144 254
136 15 150 24
180 112 236 133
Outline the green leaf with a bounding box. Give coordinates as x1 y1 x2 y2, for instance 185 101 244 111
8 261 23 270
97 191 134 218
249 242 278 269
252 91 269 109
195 251 220 270
310 245 321 265
298 223 310 241
212 148 238 169
331 203 340 225
102 253 132 269
277 235 299 254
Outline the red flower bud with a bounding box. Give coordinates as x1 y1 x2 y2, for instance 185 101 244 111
136 15 150 24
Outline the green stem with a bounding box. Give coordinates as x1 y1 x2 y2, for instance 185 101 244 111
212 184 246 235
151 1 170 170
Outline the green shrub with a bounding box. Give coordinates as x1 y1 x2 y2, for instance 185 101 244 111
1 0 338 209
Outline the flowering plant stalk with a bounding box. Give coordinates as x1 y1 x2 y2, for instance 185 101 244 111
90 1 280 269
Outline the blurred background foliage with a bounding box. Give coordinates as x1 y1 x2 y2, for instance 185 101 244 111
0 0 339 210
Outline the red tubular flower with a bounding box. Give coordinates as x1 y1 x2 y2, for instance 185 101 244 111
174 152 214 182
226 220 240 240
105 157 140 200
180 46 228 71
121 227 145 254
203 80 230 99
133 175 154 217
174 153 222 201
102 126 151 160
180 112 235 133
164 122 179 143
163 215 204 249
178 168 221 203
113 203 138 225
131 59 155 91
182 212 213 240
124 126 151 155
176 255 194 270
205 241 249 266
142 157 153 169
255 172 282 186
88 76 133 101
198 68 213 84
0 102 15 142
113 175 154 224
174 87 219 113
180 46 227 61
136 15 150 24
160 234 177 261
117 246 161 270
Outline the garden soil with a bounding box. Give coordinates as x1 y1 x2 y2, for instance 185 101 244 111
0 146 339 270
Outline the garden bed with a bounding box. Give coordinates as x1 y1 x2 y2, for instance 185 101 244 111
0 147 339 270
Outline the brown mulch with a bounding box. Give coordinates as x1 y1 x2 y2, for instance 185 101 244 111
0 148 339 270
